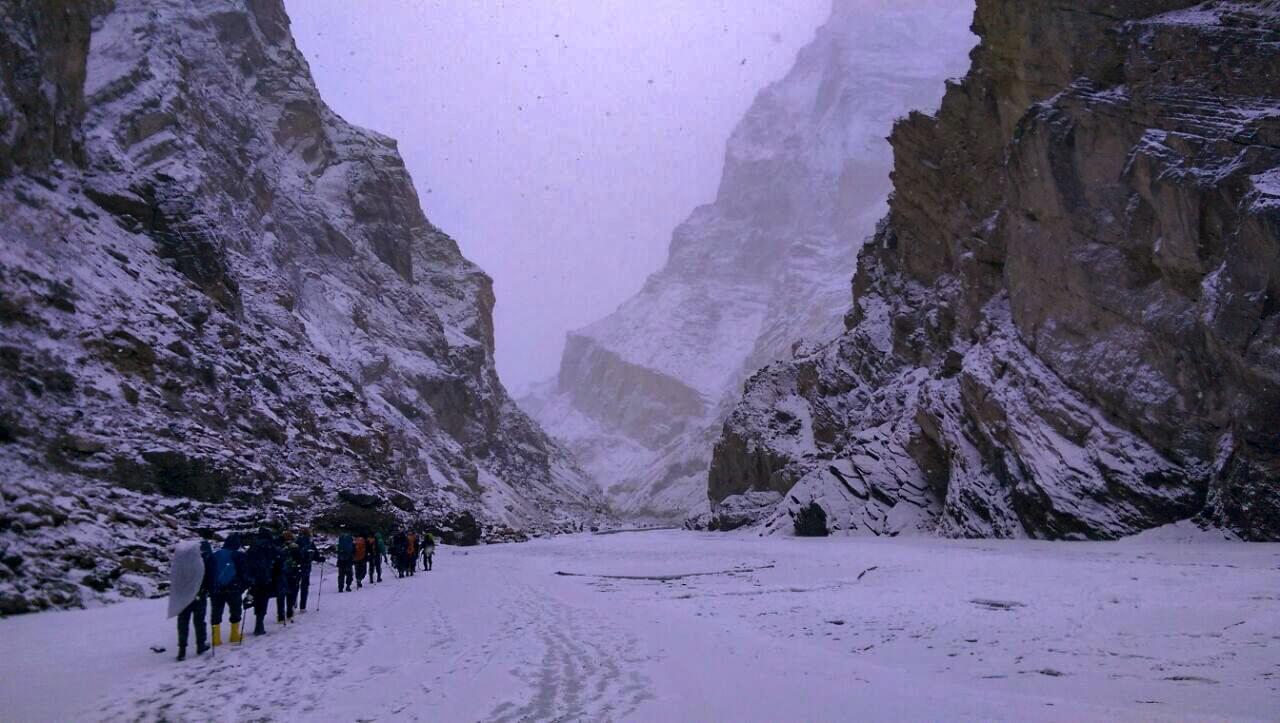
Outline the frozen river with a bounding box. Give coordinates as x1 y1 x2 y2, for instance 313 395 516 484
2 530 1277 721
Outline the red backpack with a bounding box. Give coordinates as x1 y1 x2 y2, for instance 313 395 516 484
353 537 367 561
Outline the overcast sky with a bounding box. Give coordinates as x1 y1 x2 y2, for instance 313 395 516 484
286 0 831 394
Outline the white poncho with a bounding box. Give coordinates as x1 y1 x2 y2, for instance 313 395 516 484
167 541 206 619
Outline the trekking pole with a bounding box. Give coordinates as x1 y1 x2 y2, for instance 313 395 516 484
316 560 324 613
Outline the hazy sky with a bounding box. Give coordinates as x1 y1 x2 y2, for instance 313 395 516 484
286 0 831 394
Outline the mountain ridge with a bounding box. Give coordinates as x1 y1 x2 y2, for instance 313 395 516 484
0 0 604 614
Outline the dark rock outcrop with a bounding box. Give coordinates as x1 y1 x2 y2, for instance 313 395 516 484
793 501 829 537
434 510 482 547
0 0 605 613
710 0 1280 540
0 0 93 175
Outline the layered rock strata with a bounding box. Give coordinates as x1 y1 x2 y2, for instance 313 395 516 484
710 0 1280 540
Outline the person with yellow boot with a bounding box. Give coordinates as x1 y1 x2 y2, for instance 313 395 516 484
208 533 248 646
246 527 281 636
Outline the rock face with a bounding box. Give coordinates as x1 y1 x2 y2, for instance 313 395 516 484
710 0 1280 540
0 0 604 613
522 0 977 520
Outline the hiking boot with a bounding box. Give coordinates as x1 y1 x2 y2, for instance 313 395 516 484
196 643 211 655
230 622 243 644
176 647 187 662
211 624 223 647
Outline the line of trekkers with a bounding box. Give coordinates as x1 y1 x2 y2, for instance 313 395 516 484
333 528 434 592
169 525 436 661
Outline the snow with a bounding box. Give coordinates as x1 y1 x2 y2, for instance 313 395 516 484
3 532 1277 721
1147 2 1280 28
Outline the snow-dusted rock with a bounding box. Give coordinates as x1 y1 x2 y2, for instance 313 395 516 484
0 0 606 612
711 0 1280 540
523 0 977 521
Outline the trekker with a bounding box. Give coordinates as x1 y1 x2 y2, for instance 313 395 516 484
297 528 321 612
208 533 247 646
391 531 408 578
406 531 417 575
422 533 435 572
278 531 302 622
353 534 368 589
246 527 279 636
372 532 385 583
363 534 377 584
337 529 355 592
168 540 211 661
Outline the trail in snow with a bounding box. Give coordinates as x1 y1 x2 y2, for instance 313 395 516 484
1 531 1278 722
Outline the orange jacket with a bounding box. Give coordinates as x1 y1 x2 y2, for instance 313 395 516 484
353 536 367 562
406 533 417 558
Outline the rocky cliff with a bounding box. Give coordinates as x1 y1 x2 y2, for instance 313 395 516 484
710 0 1280 540
0 0 604 614
522 0 977 520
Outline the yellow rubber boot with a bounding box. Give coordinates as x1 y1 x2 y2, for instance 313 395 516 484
211 624 222 647
230 622 243 644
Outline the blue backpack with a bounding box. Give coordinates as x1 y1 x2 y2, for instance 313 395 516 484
211 548 238 591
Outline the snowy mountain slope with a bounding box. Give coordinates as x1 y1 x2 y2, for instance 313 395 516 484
0 0 605 614
522 0 977 520
710 0 1280 540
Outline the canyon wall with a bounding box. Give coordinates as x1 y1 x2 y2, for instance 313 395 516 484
710 0 1280 540
0 0 604 613
523 0 977 520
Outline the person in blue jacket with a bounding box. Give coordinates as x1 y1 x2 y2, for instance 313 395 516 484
208 533 248 646
336 528 355 593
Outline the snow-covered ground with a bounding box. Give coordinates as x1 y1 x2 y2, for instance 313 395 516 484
2 531 1277 722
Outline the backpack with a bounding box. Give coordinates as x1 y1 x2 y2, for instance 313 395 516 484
211 548 238 591
247 544 275 588
282 544 300 578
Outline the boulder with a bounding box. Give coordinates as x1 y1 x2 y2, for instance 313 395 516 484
337 488 383 508
709 491 783 531
386 490 416 512
436 511 482 546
